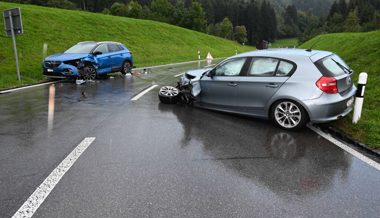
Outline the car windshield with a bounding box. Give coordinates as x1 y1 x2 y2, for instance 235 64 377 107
64 43 97 54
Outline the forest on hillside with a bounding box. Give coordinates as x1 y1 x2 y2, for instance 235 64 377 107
2 0 380 46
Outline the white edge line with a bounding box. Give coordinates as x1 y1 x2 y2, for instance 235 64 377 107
131 85 159 101
0 81 57 94
132 57 225 71
308 124 380 171
11 137 96 218
174 72 185 78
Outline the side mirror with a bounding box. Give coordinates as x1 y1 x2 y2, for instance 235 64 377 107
92 51 102 56
208 69 215 78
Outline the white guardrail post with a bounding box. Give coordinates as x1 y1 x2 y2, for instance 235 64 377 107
352 72 368 124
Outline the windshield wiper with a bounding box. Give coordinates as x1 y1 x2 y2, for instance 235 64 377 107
331 58 353 74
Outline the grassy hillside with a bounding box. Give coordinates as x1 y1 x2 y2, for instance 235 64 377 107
0 1 252 89
271 38 298 48
300 31 380 148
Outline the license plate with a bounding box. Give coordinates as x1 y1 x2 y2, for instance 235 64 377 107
47 69 53 72
347 97 354 107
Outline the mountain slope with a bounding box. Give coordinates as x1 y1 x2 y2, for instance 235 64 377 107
0 1 252 88
300 31 380 148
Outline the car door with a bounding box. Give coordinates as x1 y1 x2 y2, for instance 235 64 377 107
199 58 248 110
108 43 124 70
235 58 295 116
93 44 111 71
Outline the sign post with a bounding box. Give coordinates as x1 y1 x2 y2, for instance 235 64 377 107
3 8 23 81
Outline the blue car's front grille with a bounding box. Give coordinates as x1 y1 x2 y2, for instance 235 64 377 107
44 61 62 68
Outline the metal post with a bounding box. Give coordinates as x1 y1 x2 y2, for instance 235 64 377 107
8 10 21 81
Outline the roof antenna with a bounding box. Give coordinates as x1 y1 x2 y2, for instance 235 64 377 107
306 37 322 52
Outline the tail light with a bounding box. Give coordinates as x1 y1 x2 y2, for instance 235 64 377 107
316 76 338 94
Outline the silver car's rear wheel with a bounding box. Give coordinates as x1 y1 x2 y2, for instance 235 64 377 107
272 101 307 130
158 86 181 104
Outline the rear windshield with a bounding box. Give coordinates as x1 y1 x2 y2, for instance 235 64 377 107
315 54 351 77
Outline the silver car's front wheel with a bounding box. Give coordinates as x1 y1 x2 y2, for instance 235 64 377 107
158 86 181 104
271 101 307 130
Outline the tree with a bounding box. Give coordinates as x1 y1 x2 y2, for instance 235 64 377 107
46 0 76 9
126 1 143 18
110 2 127 16
281 5 300 38
220 17 233 39
186 1 207 32
234 25 247 44
150 0 174 23
338 0 348 17
102 8 111 14
345 9 361 32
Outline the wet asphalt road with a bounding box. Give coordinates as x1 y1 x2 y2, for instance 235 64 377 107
0 60 379 218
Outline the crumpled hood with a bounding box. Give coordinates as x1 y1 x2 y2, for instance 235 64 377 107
185 68 212 79
181 67 212 97
45 53 90 61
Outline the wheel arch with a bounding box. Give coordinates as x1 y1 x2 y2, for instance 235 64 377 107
267 97 311 121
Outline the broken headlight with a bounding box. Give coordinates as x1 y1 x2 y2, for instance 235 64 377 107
64 59 83 68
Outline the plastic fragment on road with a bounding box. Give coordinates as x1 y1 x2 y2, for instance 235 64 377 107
75 79 86 85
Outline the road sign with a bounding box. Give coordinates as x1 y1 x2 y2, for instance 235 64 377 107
3 8 23 36
3 8 23 81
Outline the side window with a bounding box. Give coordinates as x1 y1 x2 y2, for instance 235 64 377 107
249 58 279 76
94 44 109 54
275 61 295 76
108 44 122 53
215 58 246 76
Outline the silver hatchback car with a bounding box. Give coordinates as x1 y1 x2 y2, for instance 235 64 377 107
159 49 356 130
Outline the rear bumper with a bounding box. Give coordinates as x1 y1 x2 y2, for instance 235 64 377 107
305 86 357 123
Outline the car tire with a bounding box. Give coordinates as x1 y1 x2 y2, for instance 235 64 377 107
81 65 97 80
121 61 132 75
158 86 181 104
270 100 308 130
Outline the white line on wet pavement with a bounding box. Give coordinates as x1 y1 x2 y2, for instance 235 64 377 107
0 81 57 94
174 72 185 77
131 85 159 101
11 137 96 218
308 124 380 171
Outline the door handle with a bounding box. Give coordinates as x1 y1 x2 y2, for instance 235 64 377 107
266 83 279 88
227 82 238 87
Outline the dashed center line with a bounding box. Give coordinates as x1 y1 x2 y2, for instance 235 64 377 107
11 137 96 218
131 85 159 101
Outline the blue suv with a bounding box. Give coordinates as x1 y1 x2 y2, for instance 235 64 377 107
43 41 133 79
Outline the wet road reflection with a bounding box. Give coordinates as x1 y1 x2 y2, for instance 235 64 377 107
159 103 352 198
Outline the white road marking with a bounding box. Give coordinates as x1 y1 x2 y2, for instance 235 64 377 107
0 81 57 94
308 124 380 171
11 137 96 218
132 58 224 71
131 85 159 101
174 72 185 77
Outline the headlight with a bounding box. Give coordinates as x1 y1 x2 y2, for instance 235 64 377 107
64 59 82 67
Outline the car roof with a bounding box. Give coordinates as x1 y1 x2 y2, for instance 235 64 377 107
234 48 333 62
77 41 123 45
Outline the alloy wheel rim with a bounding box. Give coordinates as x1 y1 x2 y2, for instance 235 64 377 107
160 86 179 97
274 102 301 128
84 67 96 80
124 62 131 73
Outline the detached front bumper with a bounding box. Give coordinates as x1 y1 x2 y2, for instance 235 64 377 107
305 86 357 123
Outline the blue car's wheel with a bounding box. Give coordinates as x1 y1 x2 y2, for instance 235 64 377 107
121 61 132 75
81 65 97 80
